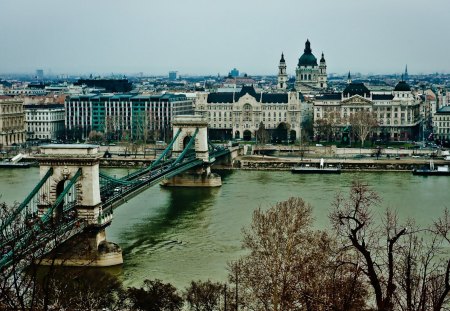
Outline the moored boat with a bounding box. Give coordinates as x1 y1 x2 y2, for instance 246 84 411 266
412 160 450 176
0 161 33 168
292 158 341 174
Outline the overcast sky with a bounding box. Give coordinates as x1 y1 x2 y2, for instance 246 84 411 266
0 0 449 76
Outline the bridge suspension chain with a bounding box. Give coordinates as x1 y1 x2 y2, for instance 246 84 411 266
173 128 199 165
0 169 83 270
99 128 183 184
0 167 53 233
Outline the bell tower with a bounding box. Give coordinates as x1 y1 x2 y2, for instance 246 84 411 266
318 52 327 89
277 53 288 90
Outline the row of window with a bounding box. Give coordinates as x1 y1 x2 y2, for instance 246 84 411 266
435 121 450 128
1 105 22 114
27 115 64 121
201 105 291 111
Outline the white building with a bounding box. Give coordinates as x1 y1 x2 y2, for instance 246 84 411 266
314 80 421 141
194 85 305 142
24 104 65 140
433 106 450 144
0 97 26 146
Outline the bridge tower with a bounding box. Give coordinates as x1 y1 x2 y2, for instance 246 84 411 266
35 144 122 267
164 115 222 187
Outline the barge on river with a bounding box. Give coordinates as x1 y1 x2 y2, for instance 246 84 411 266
292 158 341 174
412 160 450 176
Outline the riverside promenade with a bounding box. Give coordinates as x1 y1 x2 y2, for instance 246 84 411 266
20 144 448 171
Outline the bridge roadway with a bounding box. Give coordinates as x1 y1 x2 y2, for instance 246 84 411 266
101 156 203 213
99 148 230 220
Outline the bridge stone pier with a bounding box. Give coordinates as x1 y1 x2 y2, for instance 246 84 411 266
163 115 222 187
35 144 123 267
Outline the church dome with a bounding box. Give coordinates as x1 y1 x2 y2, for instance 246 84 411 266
394 81 411 92
298 40 318 67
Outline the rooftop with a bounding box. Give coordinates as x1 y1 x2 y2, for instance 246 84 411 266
343 82 371 97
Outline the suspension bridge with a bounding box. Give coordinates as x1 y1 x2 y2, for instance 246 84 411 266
0 116 239 269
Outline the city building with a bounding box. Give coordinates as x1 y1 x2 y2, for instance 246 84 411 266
24 104 65 140
74 79 132 93
433 106 450 144
36 69 44 80
169 71 178 81
4 88 47 96
65 93 193 141
438 88 450 108
0 97 26 146
277 53 288 90
314 80 421 141
295 40 327 94
229 68 239 78
194 85 304 142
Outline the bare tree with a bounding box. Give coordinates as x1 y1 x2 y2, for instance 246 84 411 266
88 130 104 143
348 110 378 147
314 111 342 142
330 181 404 311
255 122 269 145
229 197 368 311
134 110 152 157
184 280 224 311
330 181 450 311
314 118 332 142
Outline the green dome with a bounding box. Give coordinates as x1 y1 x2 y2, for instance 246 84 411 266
298 40 318 67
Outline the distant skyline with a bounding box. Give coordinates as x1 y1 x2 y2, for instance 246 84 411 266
1 0 449 76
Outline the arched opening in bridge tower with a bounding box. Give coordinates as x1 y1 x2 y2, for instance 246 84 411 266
54 179 77 222
183 135 195 157
55 180 66 222
243 130 252 141
273 122 288 143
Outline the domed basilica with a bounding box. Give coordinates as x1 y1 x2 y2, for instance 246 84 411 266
276 40 327 93
294 40 327 93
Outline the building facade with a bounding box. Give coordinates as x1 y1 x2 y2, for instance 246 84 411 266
65 93 193 141
314 81 421 141
433 106 450 144
24 104 65 140
295 40 327 94
0 97 26 146
194 85 304 142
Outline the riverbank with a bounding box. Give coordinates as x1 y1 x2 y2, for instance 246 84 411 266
20 153 448 171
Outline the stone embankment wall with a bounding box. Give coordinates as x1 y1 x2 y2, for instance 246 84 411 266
254 145 441 157
235 157 448 172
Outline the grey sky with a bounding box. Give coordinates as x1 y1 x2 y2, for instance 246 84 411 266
0 0 449 76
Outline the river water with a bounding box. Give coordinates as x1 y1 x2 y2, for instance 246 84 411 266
0 167 449 288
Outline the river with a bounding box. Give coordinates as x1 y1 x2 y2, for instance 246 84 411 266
0 167 449 288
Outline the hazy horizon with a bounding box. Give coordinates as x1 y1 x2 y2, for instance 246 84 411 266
1 0 449 77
